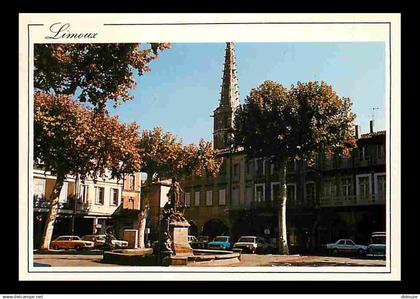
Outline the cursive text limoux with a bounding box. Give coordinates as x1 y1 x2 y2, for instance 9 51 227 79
45 22 98 39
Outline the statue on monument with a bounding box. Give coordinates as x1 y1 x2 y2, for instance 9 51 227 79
167 177 185 213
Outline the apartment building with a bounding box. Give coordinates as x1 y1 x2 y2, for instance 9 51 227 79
33 169 140 248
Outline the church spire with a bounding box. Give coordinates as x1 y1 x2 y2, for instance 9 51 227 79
220 42 240 109
213 42 240 150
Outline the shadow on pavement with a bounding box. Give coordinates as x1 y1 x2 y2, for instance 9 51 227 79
34 249 103 255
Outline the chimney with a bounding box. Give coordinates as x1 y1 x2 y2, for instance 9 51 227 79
370 120 374 133
354 125 361 139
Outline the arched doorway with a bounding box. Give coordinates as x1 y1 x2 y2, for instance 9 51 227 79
202 219 229 240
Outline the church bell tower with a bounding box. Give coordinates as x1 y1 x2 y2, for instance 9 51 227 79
213 42 240 150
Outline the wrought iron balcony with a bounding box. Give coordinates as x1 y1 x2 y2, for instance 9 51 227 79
319 194 385 207
33 196 75 211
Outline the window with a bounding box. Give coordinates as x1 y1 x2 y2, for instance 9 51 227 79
219 189 226 205
255 159 265 176
58 182 68 203
357 175 371 199
338 240 345 245
287 184 296 204
110 188 119 206
128 197 135 209
255 184 265 202
232 187 240 207
95 187 105 205
360 146 370 161
324 154 333 168
377 144 385 160
33 178 46 201
375 174 386 201
246 160 253 175
245 187 253 207
305 182 316 204
194 191 200 207
129 175 136 190
271 182 280 202
185 192 191 207
80 184 88 203
323 180 337 198
206 190 213 206
341 178 352 199
233 163 240 179
346 240 355 245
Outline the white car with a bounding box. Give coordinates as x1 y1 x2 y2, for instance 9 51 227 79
82 235 128 249
325 239 367 255
233 236 270 254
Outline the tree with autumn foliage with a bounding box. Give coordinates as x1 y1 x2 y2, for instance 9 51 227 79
33 43 169 250
34 92 142 250
137 127 222 247
233 80 356 255
139 127 223 183
34 43 171 111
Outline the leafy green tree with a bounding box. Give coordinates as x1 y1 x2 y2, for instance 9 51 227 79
35 92 142 250
233 80 356 254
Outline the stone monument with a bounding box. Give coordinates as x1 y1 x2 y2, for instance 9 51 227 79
160 178 193 264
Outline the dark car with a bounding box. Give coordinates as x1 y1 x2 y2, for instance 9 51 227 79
190 236 209 249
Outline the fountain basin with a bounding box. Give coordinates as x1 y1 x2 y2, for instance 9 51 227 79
102 248 156 266
102 248 241 266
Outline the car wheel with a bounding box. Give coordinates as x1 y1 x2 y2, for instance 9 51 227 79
52 245 59 250
358 249 366 256
75 245 83 251
332 248 338 255
251 248 256 254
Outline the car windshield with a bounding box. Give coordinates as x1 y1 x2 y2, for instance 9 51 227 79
214 237 229 242
197 236 208 242
239 237 256 243
72 236 81 240
371 236 385 244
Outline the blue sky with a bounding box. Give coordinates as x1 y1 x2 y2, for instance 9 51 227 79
110 42 386 145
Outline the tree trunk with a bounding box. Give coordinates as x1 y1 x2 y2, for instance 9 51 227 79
277 161 289 255
137 174 152 248
138 210 146 248
39 175 65 250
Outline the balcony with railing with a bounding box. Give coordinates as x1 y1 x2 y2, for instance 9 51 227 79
33 195 75 213
319 193 385 207
33 195 93 214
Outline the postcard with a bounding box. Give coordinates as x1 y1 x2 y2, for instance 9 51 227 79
18 13 401 281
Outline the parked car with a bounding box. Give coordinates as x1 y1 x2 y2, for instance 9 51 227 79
367 232 386 256
81 234 128 249
233 236 273 254
50 235 94 250
207 236 232 250
190 235 209 249
188 235 198 244
325 239 367 255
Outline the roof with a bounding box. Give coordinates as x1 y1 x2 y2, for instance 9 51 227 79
360 130 386 139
